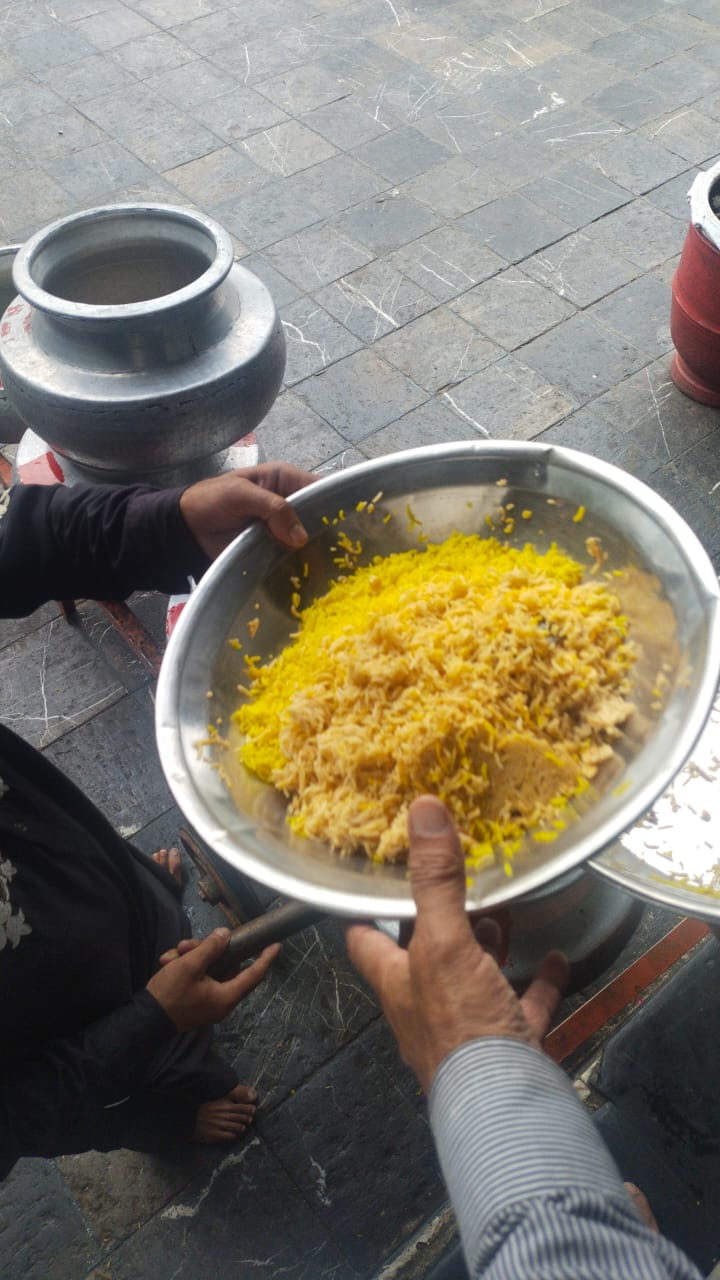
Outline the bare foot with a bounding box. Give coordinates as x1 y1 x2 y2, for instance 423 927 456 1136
152 847 183 887
625 1182 659 1233
193 1085 258 1144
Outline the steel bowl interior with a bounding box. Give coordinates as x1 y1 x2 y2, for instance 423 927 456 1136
156 442 720 919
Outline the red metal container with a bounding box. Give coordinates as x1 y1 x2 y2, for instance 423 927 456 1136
670 167 720 406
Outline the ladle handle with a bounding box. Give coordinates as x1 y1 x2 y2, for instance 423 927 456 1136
209 902 325 978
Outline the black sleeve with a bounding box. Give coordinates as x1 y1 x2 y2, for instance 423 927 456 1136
0 989 181 1160
0 483 210 617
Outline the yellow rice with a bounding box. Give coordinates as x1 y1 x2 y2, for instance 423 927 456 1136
234 533 636 868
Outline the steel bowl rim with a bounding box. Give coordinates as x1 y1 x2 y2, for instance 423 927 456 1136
156 440 720 917
12 203 235 323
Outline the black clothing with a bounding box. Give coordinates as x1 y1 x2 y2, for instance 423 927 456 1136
0 483 235 1172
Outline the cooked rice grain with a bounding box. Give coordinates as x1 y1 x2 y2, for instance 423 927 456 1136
235 533 636 866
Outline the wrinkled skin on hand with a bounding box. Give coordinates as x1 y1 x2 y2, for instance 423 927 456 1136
179 462 315 561
346 797 569 1093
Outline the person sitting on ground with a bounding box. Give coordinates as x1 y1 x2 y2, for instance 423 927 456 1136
0 463 312 1173
347 795 704 1280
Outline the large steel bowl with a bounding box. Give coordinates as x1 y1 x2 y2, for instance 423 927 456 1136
155 442 720 919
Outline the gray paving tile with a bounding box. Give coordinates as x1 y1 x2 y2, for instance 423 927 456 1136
650 460 720 567
255 59 352 116
521 230 640 307
352 123 454 183
72 2 159 50
1 104 104 165
375 306 501 393
519 160 633 231
124 115 222 171
145 57 239 107
360 396 482 456
0 1157 100 1280
641 7 720 52
652 252 681 289
640 51 720 103
439 354 575 440
127 0 227 24
314 444 368 474
451 72 564 128
587 25 694 73
519 312 651 404
5 24 97 72
334 192 440 254
588 356 720 463
589 132 689 196
399 155 508 220
588 275 673 360
261 1023 445 1272
294 348 427 440
512 3 624 50
218 917 380 1115
173 1 308 55
449 266 576 351
514 103 626 165
469 126 577 191
0 602 60 653
178 84 290 142
586 79 675 129
523 50 625 102
584 197 685 270
387 224 507 302
46 0 115 18
45 139 153 202
644 169 695 221
263 224 373 292
0 138 34 181
211 178 323 250
638 107 720 166
255 390 348 469
690 37 720 71
301 93 402 150
594 0 674 20
40 51 137 102
208 28 312 87
58 1145 206 1255
165 145 269 206
535 406 657 483
457 194 573 264
44 689 172 834
281 298 362 385
237 253 301 309
79 78 194 134
110 29 197 77
289 153 389 219
415 103 513 157
108 1138 350 1280
240 121 337 178
315 259 436 343
0 76 66 124
0 170 75 241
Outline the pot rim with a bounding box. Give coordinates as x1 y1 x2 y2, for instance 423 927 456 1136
12 203 235 322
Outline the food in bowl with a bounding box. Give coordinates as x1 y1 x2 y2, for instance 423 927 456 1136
233 506 644 873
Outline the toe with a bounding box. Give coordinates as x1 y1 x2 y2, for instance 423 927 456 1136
229 1084 258 1105
152 849 169 869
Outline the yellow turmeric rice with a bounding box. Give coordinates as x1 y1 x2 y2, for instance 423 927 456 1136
234 533 637 868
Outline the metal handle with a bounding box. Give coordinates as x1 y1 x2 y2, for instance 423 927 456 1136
209 901 324 979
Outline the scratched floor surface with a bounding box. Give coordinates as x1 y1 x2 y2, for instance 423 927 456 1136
1 0 720 1276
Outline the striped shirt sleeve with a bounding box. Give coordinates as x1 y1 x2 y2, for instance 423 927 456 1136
429 1038 703 1280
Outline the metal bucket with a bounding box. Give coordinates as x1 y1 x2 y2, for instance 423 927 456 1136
0 245 24 444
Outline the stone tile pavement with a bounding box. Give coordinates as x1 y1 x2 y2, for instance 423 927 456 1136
1 0 720 1276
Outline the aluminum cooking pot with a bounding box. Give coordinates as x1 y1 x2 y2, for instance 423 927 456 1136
156 442 720 951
